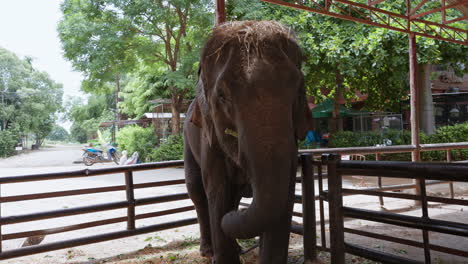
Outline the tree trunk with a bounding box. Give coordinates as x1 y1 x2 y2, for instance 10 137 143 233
1 91 5 131
171 93 181 135
418 64 436 135
116 73 121 128
331 69 344 133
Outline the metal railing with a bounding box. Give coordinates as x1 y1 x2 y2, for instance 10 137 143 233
0 160 197 260
318 154 468 264
300 142 468 206
1 142 468 262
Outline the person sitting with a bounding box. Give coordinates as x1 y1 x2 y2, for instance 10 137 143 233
125 151 139 165
119 150 128 165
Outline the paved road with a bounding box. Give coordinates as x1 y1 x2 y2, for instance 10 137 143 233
0 144 191 254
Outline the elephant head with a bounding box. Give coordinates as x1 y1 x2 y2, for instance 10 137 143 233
190 21 313 239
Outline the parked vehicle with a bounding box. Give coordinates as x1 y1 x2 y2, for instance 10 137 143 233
82 145 120 166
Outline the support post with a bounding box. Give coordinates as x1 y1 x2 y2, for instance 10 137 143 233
409 33 420 163
409 32 422 202
0 183 2 253
446 150 454 199
125 171 136 230
419 179 431 263
318 156 326 249
376 153 384 207
301 154 317 262
326 154 345 264
215 0 226 25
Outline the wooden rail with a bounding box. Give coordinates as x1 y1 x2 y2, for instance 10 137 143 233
323 154 468 263
0 160 195 260
1 143 468 262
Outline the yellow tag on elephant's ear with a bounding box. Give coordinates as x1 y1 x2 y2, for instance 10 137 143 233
225 128 238 138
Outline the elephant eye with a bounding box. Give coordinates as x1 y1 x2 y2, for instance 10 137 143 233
218 90 227 102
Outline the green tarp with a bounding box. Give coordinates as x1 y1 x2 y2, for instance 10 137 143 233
311 98 364 118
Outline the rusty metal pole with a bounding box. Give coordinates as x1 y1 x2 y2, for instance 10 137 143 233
301 154 317 262
0 183 2 253
215 0 226 26
125 171 136 230
409 28 422 201
446 150 455 199
409 33 421 163
326 154 345 264
375 153 384 207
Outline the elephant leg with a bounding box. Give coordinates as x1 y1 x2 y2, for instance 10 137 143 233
258 171 296 264
258 225 291 264
206 187 241 264
184 146 213 257
202 156 241 264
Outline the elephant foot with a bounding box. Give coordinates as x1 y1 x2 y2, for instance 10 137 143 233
211 254 241 264
200 242 213 258
304 258 324 264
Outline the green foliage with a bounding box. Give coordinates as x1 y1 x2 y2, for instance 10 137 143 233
59 0 212 133
116 126 158 162
329 130 411 148
150 135 184 162
0 129 18 157
329 129 412 161
229 0 468 112
329 123 468 161
66 95 114 143
0 47 63 147
119 63 197 119
420 122 468 161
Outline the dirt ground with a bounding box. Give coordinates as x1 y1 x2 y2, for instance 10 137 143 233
1 144 467 264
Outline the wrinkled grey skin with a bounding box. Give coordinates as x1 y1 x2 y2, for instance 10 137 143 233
184 21 313 264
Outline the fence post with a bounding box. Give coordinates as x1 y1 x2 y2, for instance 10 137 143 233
326 154 345 264
376 153 384 207
301 154 317 263
0 183 2 253
124 171 136 230
446 150 454 199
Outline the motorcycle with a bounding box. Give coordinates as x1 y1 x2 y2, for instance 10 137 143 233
82 145 120 166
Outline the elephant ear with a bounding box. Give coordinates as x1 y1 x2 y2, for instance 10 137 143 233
190 101 203 128
294 83 314 140
190 97 215 147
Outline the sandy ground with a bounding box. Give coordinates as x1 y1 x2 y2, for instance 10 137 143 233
0 144 467 264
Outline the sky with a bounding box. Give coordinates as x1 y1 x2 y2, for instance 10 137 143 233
0 0 84 101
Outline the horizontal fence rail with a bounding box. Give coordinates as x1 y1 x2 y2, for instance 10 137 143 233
324 154 468 264
1 142 467 262
0 160 196 261
299 142 468 155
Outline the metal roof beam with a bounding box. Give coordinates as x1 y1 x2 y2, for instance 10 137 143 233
410 0 468 19
260 0 467 45
445 15 468 23
368 0 386 6
409 0 431 16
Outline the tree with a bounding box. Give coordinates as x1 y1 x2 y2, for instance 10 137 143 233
66 95 114 143
17 70 64 145
59 0 212 134
229 0 467 132
0 47 29 130
118 61 197 119
0 47 63 147
47 125 70 142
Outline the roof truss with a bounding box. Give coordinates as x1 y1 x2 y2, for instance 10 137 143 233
260 0 468 45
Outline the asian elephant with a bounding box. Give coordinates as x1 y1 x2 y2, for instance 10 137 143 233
183 21 313 264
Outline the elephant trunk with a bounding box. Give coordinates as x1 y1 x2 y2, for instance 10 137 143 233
221 126 297 239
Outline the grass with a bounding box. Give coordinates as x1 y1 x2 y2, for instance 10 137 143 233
71 234 385 264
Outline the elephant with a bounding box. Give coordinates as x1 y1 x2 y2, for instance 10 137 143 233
183 20 313 264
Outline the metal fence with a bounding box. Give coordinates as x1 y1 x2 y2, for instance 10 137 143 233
0 161 197 260
1 143 468 262
296 154 468 264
